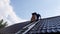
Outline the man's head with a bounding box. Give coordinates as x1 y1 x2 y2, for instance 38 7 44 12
32 12 37 15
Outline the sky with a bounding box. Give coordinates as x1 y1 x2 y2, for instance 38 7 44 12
10 0 60 20
0 0 27 26
0 0 60 26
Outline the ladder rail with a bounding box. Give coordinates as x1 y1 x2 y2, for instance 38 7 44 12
15 20 40 34
15 22 34 34
22 20 40 34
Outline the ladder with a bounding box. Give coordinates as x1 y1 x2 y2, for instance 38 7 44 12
15 20 40 34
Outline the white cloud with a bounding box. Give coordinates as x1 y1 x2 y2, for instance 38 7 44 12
0 0 27 26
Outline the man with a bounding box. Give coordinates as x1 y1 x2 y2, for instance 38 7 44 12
30 12 37 23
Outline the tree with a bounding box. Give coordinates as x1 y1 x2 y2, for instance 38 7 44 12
0 19 7 29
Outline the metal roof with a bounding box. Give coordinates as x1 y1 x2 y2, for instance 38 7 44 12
27 16 60 34
0 16 60 34
0 21 30 34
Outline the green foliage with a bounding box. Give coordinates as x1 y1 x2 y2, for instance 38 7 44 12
0 19 7 29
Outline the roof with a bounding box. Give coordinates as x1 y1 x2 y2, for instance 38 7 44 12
0 21 30 34
0 16 60 34
27 16 60 34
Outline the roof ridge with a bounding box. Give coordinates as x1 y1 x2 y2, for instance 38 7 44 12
42 16 60 20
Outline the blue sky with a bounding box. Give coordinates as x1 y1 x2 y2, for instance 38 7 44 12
10 0 60 20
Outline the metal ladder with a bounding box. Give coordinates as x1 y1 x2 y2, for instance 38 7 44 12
15 20 40 34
